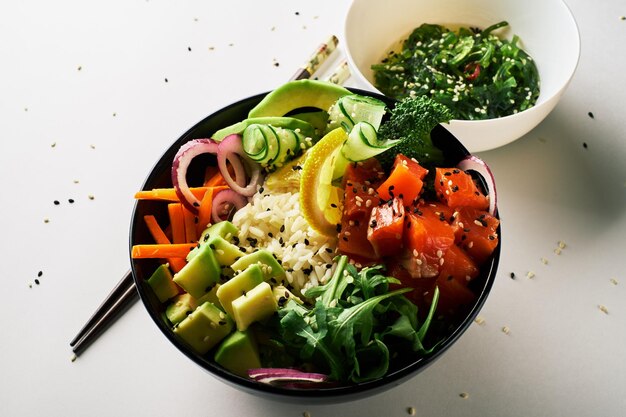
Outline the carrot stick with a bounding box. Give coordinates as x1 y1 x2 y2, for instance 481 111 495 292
182 207 198 243
143 215 187 272
168 203 186 244
135 187 208 201
204 170 227 187
196 187 214 236
131 243 197 259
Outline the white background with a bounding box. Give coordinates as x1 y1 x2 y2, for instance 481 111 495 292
1 1 625 416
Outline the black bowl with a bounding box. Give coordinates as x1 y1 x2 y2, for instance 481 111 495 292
129 89 501 404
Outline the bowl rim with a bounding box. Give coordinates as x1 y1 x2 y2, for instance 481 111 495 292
129 89 501 401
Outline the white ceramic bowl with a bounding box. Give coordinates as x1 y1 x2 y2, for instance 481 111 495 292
344 0 580 152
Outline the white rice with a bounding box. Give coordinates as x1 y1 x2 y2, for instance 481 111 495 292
231 189 337 294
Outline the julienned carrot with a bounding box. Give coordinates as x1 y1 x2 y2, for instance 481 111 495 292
204 170 227 187
143 215 186 272
196 187 214 236
182 207 198 243
205 173 227 186
168 203 186 244
134 187 208 202
131 243 197 259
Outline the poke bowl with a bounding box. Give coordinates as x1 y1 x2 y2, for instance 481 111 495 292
129 80 501 403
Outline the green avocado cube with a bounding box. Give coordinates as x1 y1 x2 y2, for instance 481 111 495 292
173 302 233 355
165 293 198 325
231 282 278 331
196 283 222 310
207 235 245 266
216 264 264 317
214 330 261 377
230 249 285 281
173 245 220 299
147 264 178 303
187 221 240 262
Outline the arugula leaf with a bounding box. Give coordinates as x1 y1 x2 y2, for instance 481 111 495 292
277 256 442 383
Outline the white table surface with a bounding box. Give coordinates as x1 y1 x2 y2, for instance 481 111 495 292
2 1 625 416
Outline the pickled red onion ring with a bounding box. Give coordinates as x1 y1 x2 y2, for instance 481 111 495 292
171 139 218 214
211 189 247 223
217 134 263 197
457 155 497 216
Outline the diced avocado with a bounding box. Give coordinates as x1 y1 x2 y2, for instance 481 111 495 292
231 282 278 331
212 117 316 142
188 221 239 262
216 264 264 317
248 80 350 118
165 293 198 325
214 330 261 377
173 302 233 355
207 235 245 266
230 249 285 281
195 283 222 309
147 264 178 303
272 285 303 307
173 245 220 299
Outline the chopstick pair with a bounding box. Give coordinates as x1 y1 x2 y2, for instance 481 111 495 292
69 270 138 358
290 34 351 84
70 34 349 358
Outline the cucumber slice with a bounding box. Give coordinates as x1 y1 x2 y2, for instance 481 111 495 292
213 116 316 142
270 127 299 170
327 94 387 133
243 124 280 165
341 121 401 162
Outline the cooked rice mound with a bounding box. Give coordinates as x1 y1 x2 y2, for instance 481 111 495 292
231 189 338 294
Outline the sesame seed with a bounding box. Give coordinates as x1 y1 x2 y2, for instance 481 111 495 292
554 248 562 255
474 220 484 227
407 407 416 416
70 354 78 362
439 258 444 266
510 272 515 279
459 392 469 399
610 278 619 285
501 326 510 335
474 317 485 325
558 240 567 249
527 271 535 279
541 257 548 265
598 305 609 314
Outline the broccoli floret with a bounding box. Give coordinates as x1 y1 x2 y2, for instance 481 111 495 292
377 95 453 169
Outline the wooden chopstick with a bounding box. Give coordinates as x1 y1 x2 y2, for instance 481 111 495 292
70 270 138 357
70 35 344 358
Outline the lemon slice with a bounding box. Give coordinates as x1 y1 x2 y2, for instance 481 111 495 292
264 152 308 193
300 127 347 236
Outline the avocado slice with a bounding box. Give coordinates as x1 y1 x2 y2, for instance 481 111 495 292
231 282 278 331
216 264 264 317
173 244 221 299
230 249 285 281
165 293 198 325
214 330 261 377
173 301 233 355
212 116 316 142
290 110 329 137
248 80 350 118
147 264 178 303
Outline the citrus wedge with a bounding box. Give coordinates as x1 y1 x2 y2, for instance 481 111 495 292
300 127 347 237
264 152 308 193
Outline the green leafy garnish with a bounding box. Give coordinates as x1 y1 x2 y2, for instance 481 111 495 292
276 256 439 383
371 21 540 120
